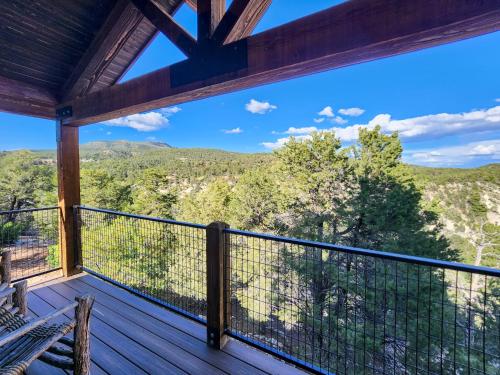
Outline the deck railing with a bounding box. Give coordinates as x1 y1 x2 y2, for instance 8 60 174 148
0 207 60 281
60 206 500 374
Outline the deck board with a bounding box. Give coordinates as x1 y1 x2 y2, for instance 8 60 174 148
25 273 307 375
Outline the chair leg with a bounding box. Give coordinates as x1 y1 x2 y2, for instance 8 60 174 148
73 295 94 375
13 280 27 316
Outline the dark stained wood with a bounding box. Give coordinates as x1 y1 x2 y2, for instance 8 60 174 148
197 0 225 45
212 0 271 45
0 75 56 119
184 0 197 11
60 0 500 126
57 125 80 277
206 222 229 349
25 274 305 375
60 0 145 101
0 0 115 92
132 0 198 58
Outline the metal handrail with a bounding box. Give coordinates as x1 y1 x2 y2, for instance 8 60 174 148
74 205 207 229
225 228 500 277
0 206 59 215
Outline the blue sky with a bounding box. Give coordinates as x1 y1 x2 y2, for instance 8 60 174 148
0 1 499 168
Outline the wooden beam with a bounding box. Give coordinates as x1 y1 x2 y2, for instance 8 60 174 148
60 0 145 101
212 0 271 45
184 0 197 11
131 0 198 57
57 123 81 277
60 0 500 126
197 0 225 45
0 75 56 119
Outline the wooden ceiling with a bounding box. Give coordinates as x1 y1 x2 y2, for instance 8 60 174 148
0 0 499 124
0 0 182 118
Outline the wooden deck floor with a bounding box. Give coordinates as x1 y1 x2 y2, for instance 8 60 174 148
24 273 306 375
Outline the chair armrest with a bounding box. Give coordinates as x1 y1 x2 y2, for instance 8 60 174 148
0 301 77 347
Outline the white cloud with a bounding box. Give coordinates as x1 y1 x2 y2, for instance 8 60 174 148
146 136 157 141
332 116 347 125
496 98 500 103
406 140 500 166
161 106 181 115
103 112 170 132
329 106 500 142
106 131 112 135
284 127 319 135
223 127 243 134
313 118 325 123
103 106 181 132
245 99 277 114
338 107 365 117
318 106 334 117
261 106 500 151
261 135 312 150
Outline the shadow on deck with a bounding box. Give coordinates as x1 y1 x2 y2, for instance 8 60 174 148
25 273 306 374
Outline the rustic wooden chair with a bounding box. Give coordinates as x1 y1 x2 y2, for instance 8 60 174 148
0 250 94 375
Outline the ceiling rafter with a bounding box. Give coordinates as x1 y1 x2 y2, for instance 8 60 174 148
131 0 198 58
60 0 145 101
197 0 225 45
212 0 271 45
59 0 500 126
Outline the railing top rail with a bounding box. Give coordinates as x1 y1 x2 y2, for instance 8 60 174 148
0 206 59 215
225 228 500 277
75 205 207 230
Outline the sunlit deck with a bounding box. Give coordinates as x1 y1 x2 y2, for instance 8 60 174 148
25 273 306 375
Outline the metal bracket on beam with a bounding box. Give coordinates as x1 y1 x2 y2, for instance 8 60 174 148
170 39 248 87
56 106 73 119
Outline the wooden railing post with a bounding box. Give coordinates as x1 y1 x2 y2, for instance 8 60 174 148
57 118 81 276
206 221 229 349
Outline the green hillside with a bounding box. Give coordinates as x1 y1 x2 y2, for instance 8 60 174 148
1 139 498 267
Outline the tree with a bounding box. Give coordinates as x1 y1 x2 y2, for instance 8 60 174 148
80 169 132 211
178 178 232 224
0 151 54 211
229 166 281 231
130 168 177 218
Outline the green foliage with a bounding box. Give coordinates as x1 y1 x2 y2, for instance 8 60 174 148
0 221 24 244
46 244 60 268
0 151 55 210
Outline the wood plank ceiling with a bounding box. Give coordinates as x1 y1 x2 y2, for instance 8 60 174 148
0 0 182 117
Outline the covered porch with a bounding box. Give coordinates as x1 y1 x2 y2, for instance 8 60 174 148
0 0 499 374
26 273 304 374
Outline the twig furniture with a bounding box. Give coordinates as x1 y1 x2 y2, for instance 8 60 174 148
0 250 94 375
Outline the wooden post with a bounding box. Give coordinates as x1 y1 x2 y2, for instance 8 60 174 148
13 280 27 316
57 120 81 276
206 221 229 349
74 294 94 375
0 250 12 285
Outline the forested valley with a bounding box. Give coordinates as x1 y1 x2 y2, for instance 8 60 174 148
1 127 499 373
1 127 498 268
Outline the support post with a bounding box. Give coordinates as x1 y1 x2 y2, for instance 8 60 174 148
13 280 27 316
0 250 12 285
57 119 81 276
74 295 94 375
206 221 229 349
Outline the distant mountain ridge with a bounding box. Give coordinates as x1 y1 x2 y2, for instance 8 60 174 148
81 140 172 151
